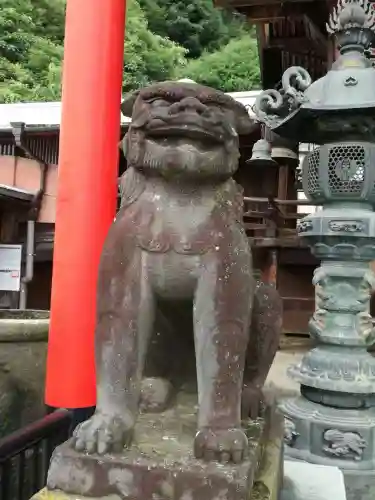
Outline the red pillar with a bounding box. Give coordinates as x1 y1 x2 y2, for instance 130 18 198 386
45 0 126 408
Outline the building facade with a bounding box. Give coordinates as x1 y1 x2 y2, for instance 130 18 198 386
0 92 317 333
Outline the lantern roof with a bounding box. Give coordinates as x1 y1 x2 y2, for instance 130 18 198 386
254 0 375 144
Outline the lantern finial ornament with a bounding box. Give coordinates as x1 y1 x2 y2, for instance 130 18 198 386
326 0 375 35
326 0 375 54
253 0 375 144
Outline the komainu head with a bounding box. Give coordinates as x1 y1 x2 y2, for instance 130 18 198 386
121 81 255 181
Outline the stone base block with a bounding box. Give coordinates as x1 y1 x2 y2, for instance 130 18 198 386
33 394 284 500
280 396 375 467
281 460 346 500
280 395 375 500
342 468 375 500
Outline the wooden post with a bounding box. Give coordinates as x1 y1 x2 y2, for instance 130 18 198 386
45 0 126 409
261 249 278 286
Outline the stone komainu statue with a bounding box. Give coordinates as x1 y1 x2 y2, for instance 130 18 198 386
72 81 282 463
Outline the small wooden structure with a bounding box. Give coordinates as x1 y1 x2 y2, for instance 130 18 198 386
216 0 342 335
0 111 317 334
0 0 340 332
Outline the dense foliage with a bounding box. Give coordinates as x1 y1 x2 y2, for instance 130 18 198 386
0 0 261 103
138 0 245 57
178 35 261 92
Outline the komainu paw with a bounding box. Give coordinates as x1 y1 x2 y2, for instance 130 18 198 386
72 411 134 455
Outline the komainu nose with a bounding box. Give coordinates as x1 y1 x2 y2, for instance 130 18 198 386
169 97 208 115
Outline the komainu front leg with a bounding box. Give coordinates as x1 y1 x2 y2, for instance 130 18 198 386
72 223 154 455
242 282 282 419
193 249 253 463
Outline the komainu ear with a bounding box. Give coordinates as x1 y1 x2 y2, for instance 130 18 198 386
121 89 140 118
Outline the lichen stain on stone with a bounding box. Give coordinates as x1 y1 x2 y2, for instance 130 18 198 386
158 479 175 499
243 418 264 441
47 456 94 495
180 489 194 500
33 489 121 500
251 483 271 500
212 488 229 500
108 468 136 497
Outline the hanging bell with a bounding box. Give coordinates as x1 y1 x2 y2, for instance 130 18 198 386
270 133 299 167
247 139 278 168
271 145 299 167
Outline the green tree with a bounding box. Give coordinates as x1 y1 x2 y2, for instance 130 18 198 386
139 0 246 58
0 0 259 103
177 34 261 92
136 0 168 37
0 0 186 102
0 3 36 62
123 0 186 92
30 0 66 43
0 0 64 102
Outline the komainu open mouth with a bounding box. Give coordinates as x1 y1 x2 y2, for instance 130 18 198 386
146 123 224 146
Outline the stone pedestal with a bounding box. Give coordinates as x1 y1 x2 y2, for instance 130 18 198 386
32 394 284 500
0 309 49 437
281 460 347 500
280 204 375 500
280 396 375 500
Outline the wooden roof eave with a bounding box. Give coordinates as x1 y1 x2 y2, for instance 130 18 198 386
0 185 36 211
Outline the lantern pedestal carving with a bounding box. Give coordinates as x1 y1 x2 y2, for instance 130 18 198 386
280 206 375 500
281 397 375 500
281 397 375 499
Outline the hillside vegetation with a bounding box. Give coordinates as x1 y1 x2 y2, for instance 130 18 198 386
0 0 261 103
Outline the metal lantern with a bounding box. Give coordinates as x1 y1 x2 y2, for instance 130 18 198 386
253 1 375 497
301 140 375 201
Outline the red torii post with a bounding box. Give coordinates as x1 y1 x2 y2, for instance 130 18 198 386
45 0 127 409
